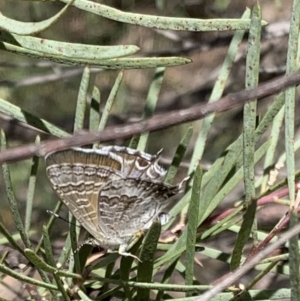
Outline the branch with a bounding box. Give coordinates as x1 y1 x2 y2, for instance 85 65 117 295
1 71 300 163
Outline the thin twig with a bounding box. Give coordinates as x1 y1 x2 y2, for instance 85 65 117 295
1 71 300 163
196 222 300 301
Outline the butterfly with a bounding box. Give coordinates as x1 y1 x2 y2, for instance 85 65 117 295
45 146 185 259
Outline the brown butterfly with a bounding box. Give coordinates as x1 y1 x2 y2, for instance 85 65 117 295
45 146 185 259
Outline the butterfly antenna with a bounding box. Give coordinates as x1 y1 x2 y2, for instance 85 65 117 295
178 176 190 191
46 210 79 227
154 148 163 160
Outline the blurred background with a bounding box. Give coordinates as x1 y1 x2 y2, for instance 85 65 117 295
0 0 296 298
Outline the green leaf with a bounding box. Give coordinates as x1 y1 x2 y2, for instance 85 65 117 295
25 136 40 233
0 42 192 68
165 127 193 185
137 67 165 151
185 165 202 295
60 0 267 31
0 32 139 60
0 1 73 35
0 98 69 137
137 221 161 301
74 66 90 131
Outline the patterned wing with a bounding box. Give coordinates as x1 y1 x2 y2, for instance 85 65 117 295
97 178 181 245
100 146 166 181
45 148 124 242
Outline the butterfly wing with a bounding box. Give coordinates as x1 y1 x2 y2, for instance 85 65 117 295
45 148 124 241
45 146 184 251
100 146 166 181
97 178 181 245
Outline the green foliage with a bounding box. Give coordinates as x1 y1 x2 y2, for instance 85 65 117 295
0 1 299 301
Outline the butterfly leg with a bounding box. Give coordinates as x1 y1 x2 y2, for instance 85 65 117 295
118 244 142 262
115 231 145 261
